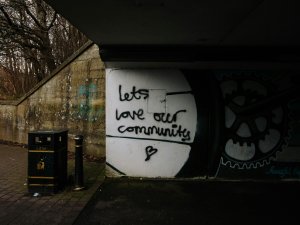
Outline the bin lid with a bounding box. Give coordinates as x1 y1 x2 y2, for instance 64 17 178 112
28 129 68 134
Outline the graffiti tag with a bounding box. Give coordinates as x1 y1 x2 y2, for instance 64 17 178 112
119 85 148 101
145 146 158 161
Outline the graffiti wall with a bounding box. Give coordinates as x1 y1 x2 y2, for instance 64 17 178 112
2 42 300 179
106 69 300 179
106 69 198 177
215 70 300 179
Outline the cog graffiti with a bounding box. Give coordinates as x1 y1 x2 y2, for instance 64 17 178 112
219 73 290 169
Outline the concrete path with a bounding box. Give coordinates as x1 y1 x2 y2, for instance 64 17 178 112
0 144 105 225
74 177 300 225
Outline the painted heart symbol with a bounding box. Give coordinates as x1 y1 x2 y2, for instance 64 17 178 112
145 146 158 161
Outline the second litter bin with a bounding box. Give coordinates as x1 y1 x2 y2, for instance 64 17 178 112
27 129 68 194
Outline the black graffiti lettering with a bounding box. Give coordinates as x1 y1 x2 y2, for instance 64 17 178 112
181 130 191 142
117 125 191 142
118 126 126 133
139 89 149 99
145 146 158 161
119 85 149 101
153 110 187 123
153 113 171 123
116 109 145 120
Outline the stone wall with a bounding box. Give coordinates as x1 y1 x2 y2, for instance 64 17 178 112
0 41 106 158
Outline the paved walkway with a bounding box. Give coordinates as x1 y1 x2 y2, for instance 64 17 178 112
0 144 105 225
2 143 300 225
75 178 300 225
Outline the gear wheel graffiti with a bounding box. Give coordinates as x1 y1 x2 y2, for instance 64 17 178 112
219 73 290 169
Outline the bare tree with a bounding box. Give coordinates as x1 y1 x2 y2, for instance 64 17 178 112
0 0 88 98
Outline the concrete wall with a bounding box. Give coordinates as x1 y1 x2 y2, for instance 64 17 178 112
0 42 106 158
1 43 300 179
106 69 197 177
106 69 300 179
0 104 17 143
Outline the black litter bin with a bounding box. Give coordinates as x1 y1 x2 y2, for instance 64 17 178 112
27 129 68 194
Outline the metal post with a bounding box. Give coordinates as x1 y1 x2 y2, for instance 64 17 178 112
73 135 85 191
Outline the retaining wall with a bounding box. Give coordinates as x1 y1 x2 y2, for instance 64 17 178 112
0 41 106 158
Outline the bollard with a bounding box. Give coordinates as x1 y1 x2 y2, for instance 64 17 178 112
73 135 85 191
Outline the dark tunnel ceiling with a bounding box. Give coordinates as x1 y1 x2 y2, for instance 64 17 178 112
45 0 300 66
45 0 300 46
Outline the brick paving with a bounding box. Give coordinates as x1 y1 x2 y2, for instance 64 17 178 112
0 144 105 225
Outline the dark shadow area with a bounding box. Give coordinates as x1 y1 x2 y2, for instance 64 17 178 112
74 178 300 225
